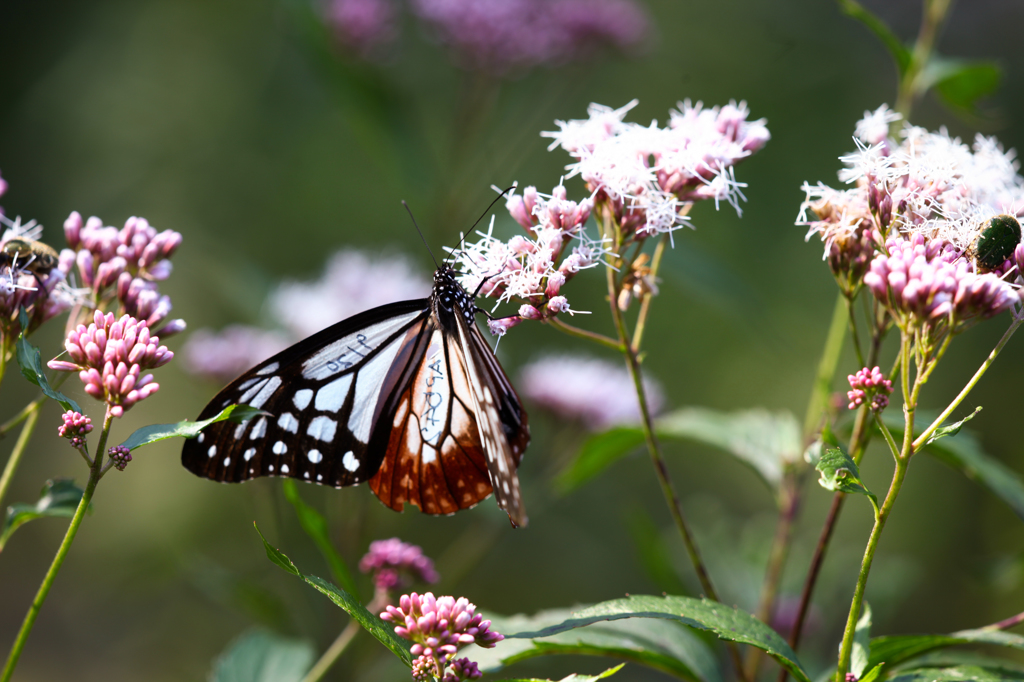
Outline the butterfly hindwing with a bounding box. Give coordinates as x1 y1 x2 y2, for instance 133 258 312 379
181 300 430 486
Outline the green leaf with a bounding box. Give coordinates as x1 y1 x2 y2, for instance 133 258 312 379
475 608 721 682
280 479 359 598
868 628 1024 676
837 0 911 75
118 404 266 451
559 408 801 497
503 595 810 682
656 408 801 491
15 311 81 413
852 603 873 678
925 407 983 446
255 523 413 666
922 57 1002 114
889 665 1024 682
210 629 314 682
815 446 874 503
860 663 884 682
557 427 644 493
0 479 84 550
491 664 626 682
881 414 1024 522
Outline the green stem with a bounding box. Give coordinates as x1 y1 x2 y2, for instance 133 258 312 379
874 412 901 462
0 410 112 682
547 316 624 352
631 234 669 352
846 296 866 368
0 402 42 511
804 293 849 440
894 0 954 118
0 396 46 439
301 619 360 682
913 317 1021 450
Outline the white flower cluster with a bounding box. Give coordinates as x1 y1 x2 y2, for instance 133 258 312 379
451 186 608 322
543 99 770 236
801 104 1024 257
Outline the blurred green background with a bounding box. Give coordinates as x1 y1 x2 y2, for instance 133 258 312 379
2 0 1024 680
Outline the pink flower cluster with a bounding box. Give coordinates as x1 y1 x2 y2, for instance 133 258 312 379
108 445 132 471
327 0 398 58
518 353 664 430
454 185 602 333
382 592 502 681
545 100 769 236
63 212 184 334
846 366 893 412
863 234 1019 329
409 0 649 75
58 410 93 448
48 311 174 418
360 538 440 590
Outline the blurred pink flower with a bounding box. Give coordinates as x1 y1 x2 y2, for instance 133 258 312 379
519 353 664 430
327 0 398 58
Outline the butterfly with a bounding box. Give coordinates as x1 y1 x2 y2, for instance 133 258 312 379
180 263 530 527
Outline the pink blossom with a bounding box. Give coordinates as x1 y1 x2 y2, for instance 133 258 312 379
48 311 173 418
327 0 397 58
847 366 893 412
360 538 440 590
519 354 664 430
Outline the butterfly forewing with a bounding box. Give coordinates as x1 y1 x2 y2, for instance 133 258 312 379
181 301 430 486
181 264 530 527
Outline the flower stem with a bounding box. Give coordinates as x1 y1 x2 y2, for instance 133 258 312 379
0 401 42 512
0 396 46 439
547 316 624 352
913 316 1021 450
0 410 112 682
631 234 669 352
301 619 360 682
804 293 849 439
895 0 954 118
986 609 1024 632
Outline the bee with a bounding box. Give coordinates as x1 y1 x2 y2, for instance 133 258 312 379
0 238 60 276
971 214 1021 271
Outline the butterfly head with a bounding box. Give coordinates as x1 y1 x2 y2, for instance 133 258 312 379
431 264 476 332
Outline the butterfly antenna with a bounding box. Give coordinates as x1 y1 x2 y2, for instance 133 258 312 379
403 201 439 269
445 184 518 266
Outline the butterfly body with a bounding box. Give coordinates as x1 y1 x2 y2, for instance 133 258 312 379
181 265 529 526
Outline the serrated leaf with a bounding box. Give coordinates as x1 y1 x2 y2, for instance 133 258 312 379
15 311 81 413
837 0 911 75
881 414 1024 522
815 447 874 501
255 523 413 666
118 404 266 451
210 629 314 682
281 479 358 597
0 479 85 550
852 603 873 678
502 595 810 682
491 664 626 682
556 427 644 494
889 665 1024 682
868 628 1024 676
925 407 983 446
475 608 721 682
922 57 1002 114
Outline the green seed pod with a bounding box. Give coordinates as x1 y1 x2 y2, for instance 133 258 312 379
974 214 1022 270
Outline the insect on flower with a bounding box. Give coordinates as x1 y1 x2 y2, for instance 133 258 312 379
181 202 531 527
0 237 60 276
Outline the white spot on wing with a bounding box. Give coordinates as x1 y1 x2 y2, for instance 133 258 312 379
198 433 205 443
244 448 256 461
256 362 279 375
207 445 217 458
317 474 323 481
315 374 353 412
239 378 268 404
277 413 299 434
422 448 437 464
269 464 274 472
348 340 403 442
302 313 422 380
308 449 323 464
292 389 313 410
249 417 267 440
281 464 290 473
223 457 231 467
272 441 287 455
248 376 282 409
307 416 337 443
342 451 359 471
